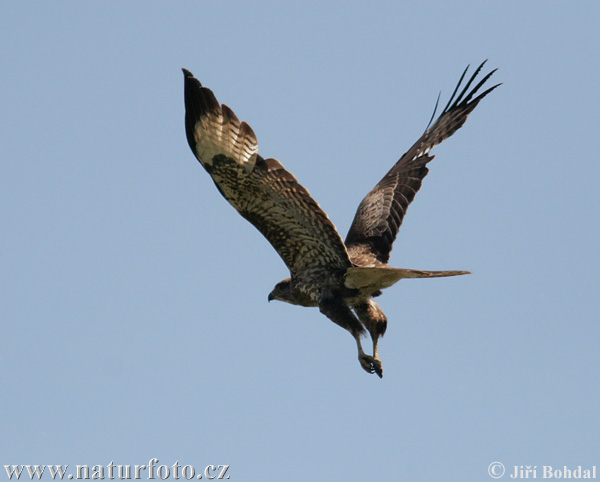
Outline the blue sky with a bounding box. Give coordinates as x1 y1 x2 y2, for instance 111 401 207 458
2 2 599 481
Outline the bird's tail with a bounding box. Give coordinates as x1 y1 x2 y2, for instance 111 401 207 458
344 266 470 291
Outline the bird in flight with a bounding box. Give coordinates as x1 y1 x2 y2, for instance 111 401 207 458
182 61 499 378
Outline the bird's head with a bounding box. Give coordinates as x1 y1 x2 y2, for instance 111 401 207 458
268 278 294 304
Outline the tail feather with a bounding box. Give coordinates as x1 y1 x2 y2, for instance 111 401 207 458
345 266 470 290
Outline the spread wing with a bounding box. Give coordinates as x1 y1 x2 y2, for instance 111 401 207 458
182 69 351 276
345 61 500 266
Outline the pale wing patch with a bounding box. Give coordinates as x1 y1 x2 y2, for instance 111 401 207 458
350 189 385 234
193 103 258 174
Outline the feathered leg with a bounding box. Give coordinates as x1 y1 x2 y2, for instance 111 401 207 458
353 299 387 376
319 292 383 377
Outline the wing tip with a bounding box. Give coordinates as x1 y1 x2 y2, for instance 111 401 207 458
182 68 202 87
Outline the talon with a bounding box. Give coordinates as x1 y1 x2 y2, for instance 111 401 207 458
373 359 383 378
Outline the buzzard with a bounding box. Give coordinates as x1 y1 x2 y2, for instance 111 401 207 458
182 62 499 377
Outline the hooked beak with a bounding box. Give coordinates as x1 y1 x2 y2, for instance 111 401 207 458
268 292 275 303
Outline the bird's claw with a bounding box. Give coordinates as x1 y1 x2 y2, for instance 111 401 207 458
359 354 383 378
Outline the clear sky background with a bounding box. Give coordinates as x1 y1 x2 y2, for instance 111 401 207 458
2 2 599 481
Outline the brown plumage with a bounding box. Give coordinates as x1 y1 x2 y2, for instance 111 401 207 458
182 62 500 377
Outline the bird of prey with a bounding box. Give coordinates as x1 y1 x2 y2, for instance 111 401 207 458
182 61 499 378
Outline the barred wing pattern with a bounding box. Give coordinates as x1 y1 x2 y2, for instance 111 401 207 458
183 69 351 276
345 61 500 266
